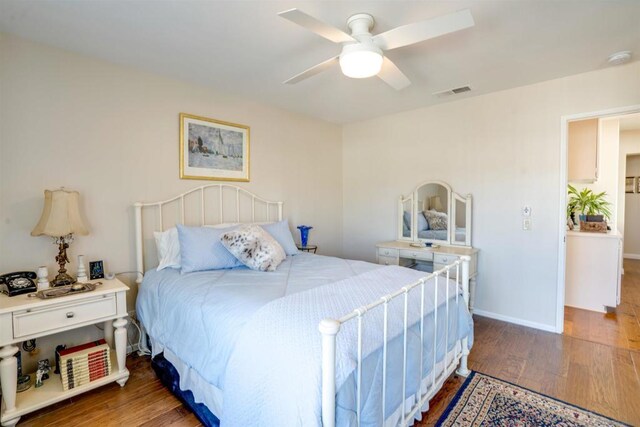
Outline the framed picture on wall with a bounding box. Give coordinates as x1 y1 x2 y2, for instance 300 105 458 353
626 177 636 193
179 113 250 182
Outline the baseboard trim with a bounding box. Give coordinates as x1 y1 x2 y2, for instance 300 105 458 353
472 309 558 333
623 253 640 260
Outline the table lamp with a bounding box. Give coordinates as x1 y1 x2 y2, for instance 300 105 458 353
430 196 444 212
31 189 89 287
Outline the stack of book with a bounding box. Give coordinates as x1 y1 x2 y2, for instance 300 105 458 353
58 339 111 391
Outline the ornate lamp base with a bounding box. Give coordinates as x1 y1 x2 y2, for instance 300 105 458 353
51 235 76 287
51 272 75 287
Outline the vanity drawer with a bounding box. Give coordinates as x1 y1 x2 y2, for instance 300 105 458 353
378 248 398 258
378 255 399 266
434 254 459 265
399 249 433 261
13 295 117 338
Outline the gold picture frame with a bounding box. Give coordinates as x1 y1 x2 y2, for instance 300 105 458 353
179 113 250 182
626 176 636 194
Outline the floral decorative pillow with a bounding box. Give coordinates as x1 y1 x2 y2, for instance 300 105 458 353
220 225 286 272
423 210 448 231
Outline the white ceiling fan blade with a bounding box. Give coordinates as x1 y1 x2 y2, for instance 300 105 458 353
373 9 474 51
278 9 355 44
283 56 340 85
377 57 411 90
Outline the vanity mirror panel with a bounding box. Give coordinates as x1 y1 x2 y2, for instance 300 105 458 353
398 180 472 246
416 182 450 244
452 194 471 246
398 195 414 240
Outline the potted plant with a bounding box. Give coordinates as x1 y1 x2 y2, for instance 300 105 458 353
567 185 612 225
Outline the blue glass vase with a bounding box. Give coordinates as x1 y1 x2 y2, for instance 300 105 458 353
297 225 313 247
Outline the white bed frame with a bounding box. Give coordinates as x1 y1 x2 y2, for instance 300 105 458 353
133 184 283 284
133 184 471 427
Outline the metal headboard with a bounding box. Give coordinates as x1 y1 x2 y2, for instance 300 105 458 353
133 184 283 283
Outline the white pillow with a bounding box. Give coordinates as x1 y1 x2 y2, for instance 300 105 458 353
153 227 181 271
220 225 285 272
152 222 278 271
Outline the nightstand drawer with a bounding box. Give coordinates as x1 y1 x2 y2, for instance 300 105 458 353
434 254 459 265
399 249 433 261
378 255 399 266
13 295 117 338
378 248 398 258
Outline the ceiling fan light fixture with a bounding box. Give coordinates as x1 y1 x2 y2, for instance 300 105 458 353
339 43 383 79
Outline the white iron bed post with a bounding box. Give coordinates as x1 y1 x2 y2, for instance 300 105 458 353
319 318 340 427
134 202 144 284
456 255 471 377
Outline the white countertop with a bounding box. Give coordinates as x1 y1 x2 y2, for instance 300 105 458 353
567 230 622 239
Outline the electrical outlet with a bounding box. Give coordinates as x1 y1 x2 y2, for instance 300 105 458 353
523 218 532 231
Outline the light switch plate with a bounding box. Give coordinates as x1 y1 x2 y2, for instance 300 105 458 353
523 218 532 231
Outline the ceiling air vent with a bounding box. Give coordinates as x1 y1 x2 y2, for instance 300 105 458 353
433 85 472 98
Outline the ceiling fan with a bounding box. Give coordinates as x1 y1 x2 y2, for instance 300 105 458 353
278 8 475 90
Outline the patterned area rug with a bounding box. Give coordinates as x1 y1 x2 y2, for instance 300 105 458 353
437 372 630 426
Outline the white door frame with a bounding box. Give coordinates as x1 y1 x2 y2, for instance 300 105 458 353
556 104 640 333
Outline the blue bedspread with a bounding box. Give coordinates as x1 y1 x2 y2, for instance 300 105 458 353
137 253 473 426
137 254 380 412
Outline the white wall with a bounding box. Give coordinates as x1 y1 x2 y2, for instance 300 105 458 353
624 152 640 257
342 61 640 330
619 130 640 256
0 34 343 311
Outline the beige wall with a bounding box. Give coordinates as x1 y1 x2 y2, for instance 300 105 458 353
623 130 640 257
625 155 640 256
342 61 640 330
0 34 344 312
618 129 640 246
2 30 640 347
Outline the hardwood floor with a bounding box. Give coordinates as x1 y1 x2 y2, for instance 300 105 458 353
564 259 640 351
19 263 640 426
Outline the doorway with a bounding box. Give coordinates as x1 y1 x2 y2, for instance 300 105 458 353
557 106 640 335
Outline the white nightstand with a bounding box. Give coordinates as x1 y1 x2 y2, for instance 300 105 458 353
0 278 130 427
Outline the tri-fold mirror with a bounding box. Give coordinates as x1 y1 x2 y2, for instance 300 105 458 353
399 181 472 246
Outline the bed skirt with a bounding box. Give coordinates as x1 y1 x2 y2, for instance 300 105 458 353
151 353 220 427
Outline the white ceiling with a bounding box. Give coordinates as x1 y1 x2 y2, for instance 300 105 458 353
1 1 638 124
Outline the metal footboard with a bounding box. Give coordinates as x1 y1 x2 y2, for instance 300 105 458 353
319 256 471 427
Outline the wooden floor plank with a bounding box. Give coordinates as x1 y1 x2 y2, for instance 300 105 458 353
565 259 640 351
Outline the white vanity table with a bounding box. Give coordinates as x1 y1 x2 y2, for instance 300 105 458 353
377 180 479 311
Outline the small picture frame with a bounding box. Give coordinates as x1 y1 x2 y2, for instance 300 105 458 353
89 261 104 280
637 177 640 194
626 177 636 194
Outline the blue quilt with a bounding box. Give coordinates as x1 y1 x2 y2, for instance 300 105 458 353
137 253 473 426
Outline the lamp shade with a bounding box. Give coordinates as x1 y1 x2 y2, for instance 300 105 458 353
31 189 89 237
430 196 444 212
